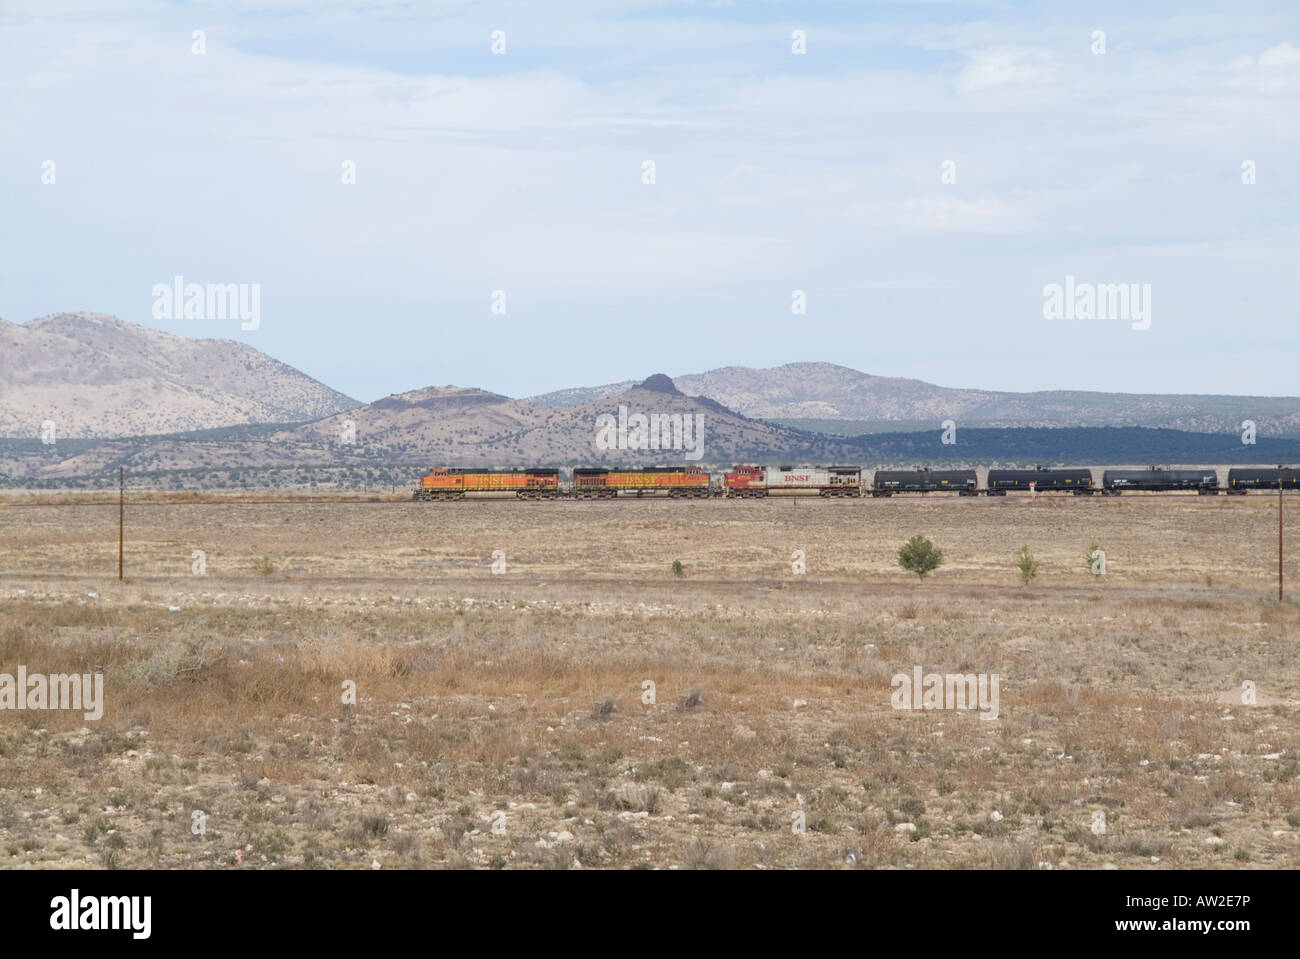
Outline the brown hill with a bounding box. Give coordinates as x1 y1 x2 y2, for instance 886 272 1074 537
285 377 856 466
0 312 358 438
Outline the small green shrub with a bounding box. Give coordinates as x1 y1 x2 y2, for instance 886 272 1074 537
898 536 943 578
1015 545 1040 585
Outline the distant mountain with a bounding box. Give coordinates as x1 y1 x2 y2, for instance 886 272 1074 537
0 312 359 438
7 374 1300 488
7 319 1300 488
282 374 859 466
0 375 870 484
529 362 1300 437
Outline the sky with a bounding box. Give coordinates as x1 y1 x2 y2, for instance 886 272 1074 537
2 0 1297 403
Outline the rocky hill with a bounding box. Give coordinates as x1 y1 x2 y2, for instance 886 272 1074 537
274 374 858 467
0 313 359 438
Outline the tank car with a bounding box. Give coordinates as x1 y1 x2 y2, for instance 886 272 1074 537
986 467 1094 495
1100 467 1218 495
1225 468 1300 494
871 468 979 497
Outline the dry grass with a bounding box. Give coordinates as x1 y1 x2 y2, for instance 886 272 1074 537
0 494 1297 869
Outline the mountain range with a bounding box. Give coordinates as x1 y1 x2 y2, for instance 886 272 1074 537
529 363 1300 436
3 313 1300 486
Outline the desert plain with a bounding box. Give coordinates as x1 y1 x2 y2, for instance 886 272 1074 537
0 490 1297 869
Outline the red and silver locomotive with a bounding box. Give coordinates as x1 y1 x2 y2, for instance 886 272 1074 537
723 465 862 497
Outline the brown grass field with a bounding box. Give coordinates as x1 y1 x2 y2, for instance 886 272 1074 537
1 490 1298 870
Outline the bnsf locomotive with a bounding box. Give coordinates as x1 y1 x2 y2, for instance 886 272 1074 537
415 467 560 500
724 465 862 497
573 466 710 498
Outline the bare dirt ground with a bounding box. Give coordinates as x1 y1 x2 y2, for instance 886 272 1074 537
1 491 1297 870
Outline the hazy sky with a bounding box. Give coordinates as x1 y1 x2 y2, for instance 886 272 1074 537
2 0 1297 402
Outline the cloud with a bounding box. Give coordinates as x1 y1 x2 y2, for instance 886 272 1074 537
1259 41 1300 67
955 48 1055 93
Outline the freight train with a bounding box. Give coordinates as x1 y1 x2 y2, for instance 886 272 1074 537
413 465 1295 499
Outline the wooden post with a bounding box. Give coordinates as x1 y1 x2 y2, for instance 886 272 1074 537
118 466 124 581
1279 465 1284 602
